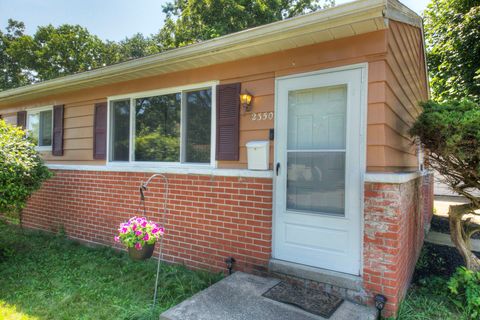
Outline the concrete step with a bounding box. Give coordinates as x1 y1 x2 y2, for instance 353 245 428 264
161 272 377 320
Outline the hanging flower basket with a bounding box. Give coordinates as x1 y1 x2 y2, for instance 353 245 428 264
128 243 156 261
115 217 164 261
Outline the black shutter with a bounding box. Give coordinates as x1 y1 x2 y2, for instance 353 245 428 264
93 102 108 160
216 83 241 161
52 105 64 156
17 111 27 129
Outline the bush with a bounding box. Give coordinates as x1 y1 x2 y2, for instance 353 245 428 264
410 99 480 270
448 267 480 319
0 119 52 221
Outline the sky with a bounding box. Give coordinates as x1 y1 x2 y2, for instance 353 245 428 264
0 0 430 42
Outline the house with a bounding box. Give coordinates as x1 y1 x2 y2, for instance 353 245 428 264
0 0 433 316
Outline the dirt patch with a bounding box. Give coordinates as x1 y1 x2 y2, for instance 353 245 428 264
414 242 480 280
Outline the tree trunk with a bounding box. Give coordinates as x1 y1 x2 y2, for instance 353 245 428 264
449 203 480 271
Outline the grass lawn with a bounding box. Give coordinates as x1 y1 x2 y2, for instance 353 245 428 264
0 221 222 320
396 278 465 320
393 243 472 320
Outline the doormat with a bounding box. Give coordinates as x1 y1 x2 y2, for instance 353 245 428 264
262 281 344 318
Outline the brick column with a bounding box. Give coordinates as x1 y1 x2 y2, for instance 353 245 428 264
363 173 433 317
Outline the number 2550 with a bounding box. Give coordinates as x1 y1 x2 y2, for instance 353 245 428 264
251 112 273 121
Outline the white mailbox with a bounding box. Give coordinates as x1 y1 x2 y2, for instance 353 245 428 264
246 140 270 170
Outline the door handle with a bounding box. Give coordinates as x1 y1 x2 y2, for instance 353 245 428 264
276 162 281 176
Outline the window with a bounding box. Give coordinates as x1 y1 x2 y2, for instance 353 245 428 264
109 85 214 165
185 89 212 163
27 107 53 150
110 100 130 161
135 93 181 162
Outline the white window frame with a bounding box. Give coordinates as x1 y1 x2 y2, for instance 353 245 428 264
26 105 54 152
106 81 218 168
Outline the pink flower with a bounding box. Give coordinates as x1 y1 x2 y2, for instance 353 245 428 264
143 233 150 241
135 243 142 250
141 221 147 227
135 230 142 236
132 224 137 231
114 236 120 242
120 227 128 233
152 227 164 234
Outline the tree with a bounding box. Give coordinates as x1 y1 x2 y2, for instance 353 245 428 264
118 33 160 60
156 0 334 49
424 0 480 102
26 24 114 81
410 99 480 270
0 119 52 223
0 19 36 90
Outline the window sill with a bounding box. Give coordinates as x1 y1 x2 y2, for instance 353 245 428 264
46 163 274 178
35 146 52 152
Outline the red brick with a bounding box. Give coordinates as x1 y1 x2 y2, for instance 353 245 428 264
22 169 274 275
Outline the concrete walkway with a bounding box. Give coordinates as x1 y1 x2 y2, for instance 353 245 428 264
434 196 480 224
161 272 377 320
426 231 480 251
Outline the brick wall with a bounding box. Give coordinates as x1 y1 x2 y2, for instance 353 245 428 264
363 173 434 317
22 169 273 273
23 169 434 317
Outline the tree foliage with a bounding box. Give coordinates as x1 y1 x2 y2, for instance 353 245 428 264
410 99 480 270
0 120 52 221
156 0 334 49
0 20 34 90
424 0 480 102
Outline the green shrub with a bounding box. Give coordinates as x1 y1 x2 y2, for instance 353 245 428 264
448 267 480 319
410 99 480 270
0 119 52 221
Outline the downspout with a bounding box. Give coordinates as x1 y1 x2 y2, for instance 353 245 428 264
420 18 431 100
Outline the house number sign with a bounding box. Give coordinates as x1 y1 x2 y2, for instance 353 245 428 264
250 111 274 121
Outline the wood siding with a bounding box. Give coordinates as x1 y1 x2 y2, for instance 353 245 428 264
1 112 17 125
367 21 428 172
0 23 428 172
41 99 106 165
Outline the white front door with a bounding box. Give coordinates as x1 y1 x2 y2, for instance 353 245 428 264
273 65 365 275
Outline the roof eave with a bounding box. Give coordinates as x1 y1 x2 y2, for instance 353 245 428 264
0 0 421 106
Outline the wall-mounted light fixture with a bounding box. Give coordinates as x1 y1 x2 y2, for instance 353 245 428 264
239 91 253 113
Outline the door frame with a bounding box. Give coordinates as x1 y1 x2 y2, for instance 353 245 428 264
272 63 368 275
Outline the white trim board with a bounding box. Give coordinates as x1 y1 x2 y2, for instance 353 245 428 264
364 171 426 184
46 164 274 179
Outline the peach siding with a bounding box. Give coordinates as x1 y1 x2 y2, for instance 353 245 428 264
1 112 16 125
42 98 106 164
0 23 428 172
367 21 428 172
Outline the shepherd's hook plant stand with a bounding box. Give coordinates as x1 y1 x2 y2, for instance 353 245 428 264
138 173 169 309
